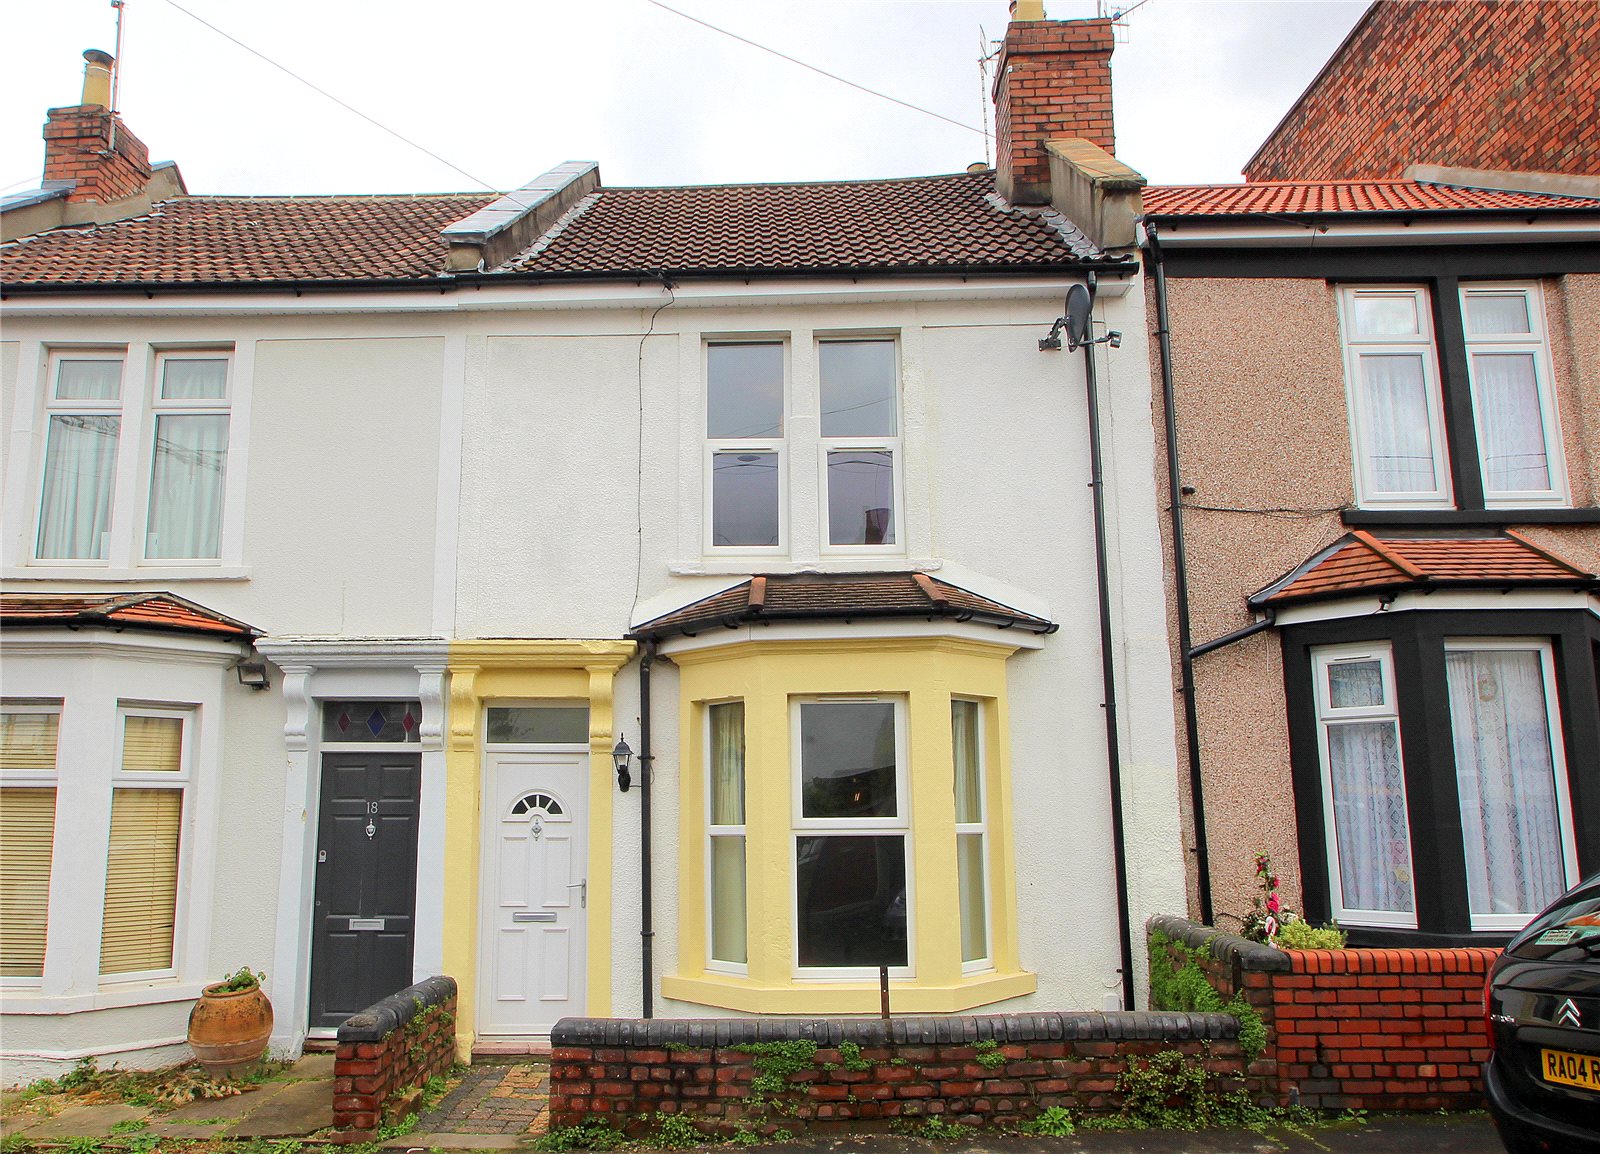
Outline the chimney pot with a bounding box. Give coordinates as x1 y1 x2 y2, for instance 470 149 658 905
1010 0 1047 20
81 48 114 108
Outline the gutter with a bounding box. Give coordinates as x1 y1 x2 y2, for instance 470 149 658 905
0 259 1140 300
1143 222 1212 927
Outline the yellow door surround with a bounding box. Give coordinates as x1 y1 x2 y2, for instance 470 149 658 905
443 639 635 1062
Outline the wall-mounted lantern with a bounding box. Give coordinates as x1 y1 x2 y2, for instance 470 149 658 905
612 733 634 793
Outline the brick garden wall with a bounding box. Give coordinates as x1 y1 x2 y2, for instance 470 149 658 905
1150 915 1496 1111
1244 0 1600 180
332 975 458 1135
549 1012 1257 1136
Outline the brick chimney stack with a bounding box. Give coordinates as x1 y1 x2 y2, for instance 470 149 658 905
992 3 1116 205
43 49 155 204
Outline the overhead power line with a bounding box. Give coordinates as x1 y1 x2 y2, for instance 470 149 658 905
156 0 509 195
642 0 987 138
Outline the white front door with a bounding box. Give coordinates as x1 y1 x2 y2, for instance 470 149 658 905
479 752 588 1035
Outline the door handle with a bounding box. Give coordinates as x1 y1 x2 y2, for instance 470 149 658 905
567 880 587 908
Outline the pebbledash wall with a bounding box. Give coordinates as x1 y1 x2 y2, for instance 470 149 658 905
1244 0 1600 181
1149 916 1494 1111
1148 272 1600 924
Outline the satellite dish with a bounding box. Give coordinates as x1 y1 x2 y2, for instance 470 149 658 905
1064 283 1095 350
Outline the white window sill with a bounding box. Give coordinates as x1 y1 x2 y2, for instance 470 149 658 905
672 557 941 577
0 979 208 1015
3 566 251 582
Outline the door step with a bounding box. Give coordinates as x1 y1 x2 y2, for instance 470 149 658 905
473 1038 552 1063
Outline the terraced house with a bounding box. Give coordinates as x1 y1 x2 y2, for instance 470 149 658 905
1140 0 1600 945
0 8 1187 1076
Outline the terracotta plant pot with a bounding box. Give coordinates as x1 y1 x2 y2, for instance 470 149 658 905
187 981 273 1078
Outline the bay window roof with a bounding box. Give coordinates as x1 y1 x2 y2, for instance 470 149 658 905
630 573 1056 640
0 591 259 639
1251 530 1597 609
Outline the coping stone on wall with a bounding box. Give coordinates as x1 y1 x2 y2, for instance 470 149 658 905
1148 914 1291 973
337 975 457 1044
550 1010 1241 1049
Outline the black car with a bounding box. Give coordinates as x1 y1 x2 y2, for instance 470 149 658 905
1485 873 1600 1153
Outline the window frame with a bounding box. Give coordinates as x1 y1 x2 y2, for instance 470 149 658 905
789 695 915 980
0 701 64 990
1441 637 1580 931
817 337 905 557
1458 283 1568 509
704 699 748 975
1337 287 1454 510
1310 642 1420 930
24 344 240 573
34 350 127 564
141 351 234 564
703 340 789 557
952 697 993 974
1285 609 1600 946
100 703 195 983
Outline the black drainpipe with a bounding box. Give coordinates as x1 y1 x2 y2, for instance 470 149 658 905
1080 273 1136 1013
1144 222 1214 927
639 638 657 1018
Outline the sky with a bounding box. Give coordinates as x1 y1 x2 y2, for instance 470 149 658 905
0 0 1370 198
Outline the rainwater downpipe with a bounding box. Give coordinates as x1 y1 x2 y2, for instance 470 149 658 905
1144 222 1215 927
1080 278 1136 1013
639 638 657 1018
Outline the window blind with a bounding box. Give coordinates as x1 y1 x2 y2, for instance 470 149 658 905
0 788 58 977
100 788 181 975
1 712 59 770
122 716 183 772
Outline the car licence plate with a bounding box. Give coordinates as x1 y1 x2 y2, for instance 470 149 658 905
1541 1047 1600 1092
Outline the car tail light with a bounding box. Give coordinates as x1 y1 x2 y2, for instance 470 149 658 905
1483 975 1498 1052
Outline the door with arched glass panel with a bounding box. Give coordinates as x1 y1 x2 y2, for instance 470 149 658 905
479 704 589 1035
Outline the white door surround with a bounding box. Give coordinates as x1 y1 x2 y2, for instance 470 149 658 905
255 639 449 1055
478 751 589 1037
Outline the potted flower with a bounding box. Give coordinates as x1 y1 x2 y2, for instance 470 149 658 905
188 967 272 1078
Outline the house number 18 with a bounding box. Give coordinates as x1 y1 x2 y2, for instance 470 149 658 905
365 800 378 840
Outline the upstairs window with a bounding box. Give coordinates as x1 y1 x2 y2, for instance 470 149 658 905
706 343 785 553
1338 289 1452 508
820 340 901 551
37 353 125 560
32 348 236 567
145 355 231 560
1338 284 1565 512
1460 286 1564 506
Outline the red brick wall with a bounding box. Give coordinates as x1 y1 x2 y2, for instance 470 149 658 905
1149 918 1497 1112
993 19 1114 205
332 981 458 1134
42 104 153 203
1272 948 1496 1111
549 1014 1259 1135
1245 0 1600 181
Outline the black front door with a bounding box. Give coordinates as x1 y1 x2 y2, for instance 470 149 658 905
309 752 421 1028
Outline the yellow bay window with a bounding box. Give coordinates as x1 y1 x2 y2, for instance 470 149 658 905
664 634 1034 1014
